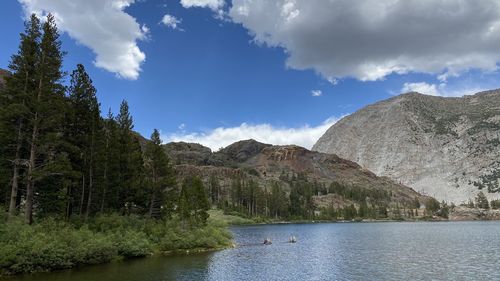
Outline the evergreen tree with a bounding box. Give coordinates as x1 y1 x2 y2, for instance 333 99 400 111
425 198 441 216
116 100 144 213
270 182 288 218
475 191 489 209
209 174 220 206
1 14 41 220
193 177 210 225
65 64 101 220
100 109 120 212
25 13 66 224
178 176 210 227
144 129 175 218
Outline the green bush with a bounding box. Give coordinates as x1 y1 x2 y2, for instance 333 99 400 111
0 214 232 275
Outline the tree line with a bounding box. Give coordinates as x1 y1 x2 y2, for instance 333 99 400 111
0 14 209 226
208 171 421 221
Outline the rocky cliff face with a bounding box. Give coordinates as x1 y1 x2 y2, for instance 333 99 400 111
313 90 500 203
166 139 427 211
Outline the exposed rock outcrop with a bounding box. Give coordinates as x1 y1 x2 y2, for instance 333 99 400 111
167 139 427 210
313 90 500 203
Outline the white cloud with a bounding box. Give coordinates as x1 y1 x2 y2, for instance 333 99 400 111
163 116 343 151
311 89 322 97
402 82 440 96
180 0 225 11
161 14 181 30
401 81 488 97
229 0 500 82
19 0 147 80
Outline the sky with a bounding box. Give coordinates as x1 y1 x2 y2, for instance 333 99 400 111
2 0 500 151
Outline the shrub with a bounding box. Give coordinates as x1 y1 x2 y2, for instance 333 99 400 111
0 214 232 275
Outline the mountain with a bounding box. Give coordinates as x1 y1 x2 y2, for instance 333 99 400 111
165 139 428 218
313 90 500 203
0 68 10 90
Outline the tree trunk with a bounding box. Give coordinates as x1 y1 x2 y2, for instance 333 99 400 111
85 167 92 221
66 185 72 220
79 174 85 216
148 191 155 218
8 119 23 221
148 169 157 218
100 167 107 213
25 53 45 225
85 130 95 221
8 71 29 222
100 131 110 212
25 119 37 225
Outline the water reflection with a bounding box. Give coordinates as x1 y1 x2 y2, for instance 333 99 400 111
5 253 213 281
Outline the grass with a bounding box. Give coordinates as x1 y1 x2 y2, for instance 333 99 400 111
208 209 257 225
0 214 232 275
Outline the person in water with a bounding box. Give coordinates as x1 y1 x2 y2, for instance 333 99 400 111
263 238 272 245
289 236 297 243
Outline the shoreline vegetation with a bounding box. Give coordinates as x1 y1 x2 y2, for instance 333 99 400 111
0 212 232 276
211 207 500 226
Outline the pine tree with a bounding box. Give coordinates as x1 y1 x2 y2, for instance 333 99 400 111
25 13 66 224
178 176 210 227
116 100 144 213
100 109 118 212
145 129 175 218
1 14 41 221
65 64 100 220
209 173 220 205
193 177 210 225
178 178 191 227
475 191 489 209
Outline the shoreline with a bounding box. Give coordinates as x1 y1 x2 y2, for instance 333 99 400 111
226 215 500 227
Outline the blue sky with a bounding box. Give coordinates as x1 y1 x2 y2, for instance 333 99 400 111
2 0 500 150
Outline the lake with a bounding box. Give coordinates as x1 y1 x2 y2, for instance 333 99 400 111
5 221 500 281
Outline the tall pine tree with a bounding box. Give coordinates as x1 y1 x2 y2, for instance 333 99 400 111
65 64 100 220
24 13 66 224
116 100 144 214
144 129 175 218
1 14 41 220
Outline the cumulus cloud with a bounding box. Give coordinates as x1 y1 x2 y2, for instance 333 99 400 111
19 0 147 80
401 81 488 97
402 82 440 96
161 14 182 30
229 0 500 81
180 0 225 11
311 89 322 97
163 116 343 151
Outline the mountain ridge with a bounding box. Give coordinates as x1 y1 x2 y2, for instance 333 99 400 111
164 139 430 218
313 89 500 203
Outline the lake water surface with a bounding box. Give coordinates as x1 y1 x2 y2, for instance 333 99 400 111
6 221 500 281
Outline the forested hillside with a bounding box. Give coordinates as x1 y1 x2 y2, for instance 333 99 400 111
165 140 436 221
0 14 229 275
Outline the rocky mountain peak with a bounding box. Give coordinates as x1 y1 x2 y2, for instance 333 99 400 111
313 89 500 203
217 139 271 162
